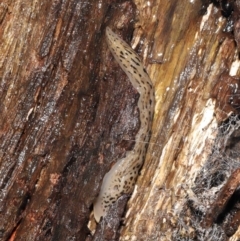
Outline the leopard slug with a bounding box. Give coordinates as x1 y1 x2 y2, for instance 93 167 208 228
93 27 154 222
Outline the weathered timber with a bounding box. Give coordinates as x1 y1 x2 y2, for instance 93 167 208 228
0 0 137 240
1 0 240 241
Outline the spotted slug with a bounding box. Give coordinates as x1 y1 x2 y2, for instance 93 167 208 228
93 27 154 222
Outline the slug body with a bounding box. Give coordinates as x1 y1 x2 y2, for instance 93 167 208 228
94 27 154 222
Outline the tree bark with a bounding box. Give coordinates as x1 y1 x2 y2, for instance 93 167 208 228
0 0 240 241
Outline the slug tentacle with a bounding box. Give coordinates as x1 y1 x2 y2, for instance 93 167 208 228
93 27 154 222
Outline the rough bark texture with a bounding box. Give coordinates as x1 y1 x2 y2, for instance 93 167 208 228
0 0 240 241
0 0 138 240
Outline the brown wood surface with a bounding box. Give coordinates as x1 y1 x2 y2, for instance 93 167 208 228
0 0 240 241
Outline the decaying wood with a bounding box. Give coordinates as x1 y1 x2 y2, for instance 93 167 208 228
0 1 138 240
119 0 240 240
0 0 240 241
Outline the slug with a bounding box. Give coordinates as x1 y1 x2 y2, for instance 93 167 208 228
93 27 154 222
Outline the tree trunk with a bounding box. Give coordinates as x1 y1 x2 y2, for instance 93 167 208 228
0 0 240 241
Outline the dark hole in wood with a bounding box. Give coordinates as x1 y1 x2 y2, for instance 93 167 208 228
216 187 240 224
209 171 226 188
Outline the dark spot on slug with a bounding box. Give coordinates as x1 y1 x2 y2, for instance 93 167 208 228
126 49 133 55
131 58 140 66
130 64 137 70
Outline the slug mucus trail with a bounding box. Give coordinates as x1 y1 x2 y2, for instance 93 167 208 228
93 27 155 222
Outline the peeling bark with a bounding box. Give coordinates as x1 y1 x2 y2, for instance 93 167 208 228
0 0 137 240
0 0 240 241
